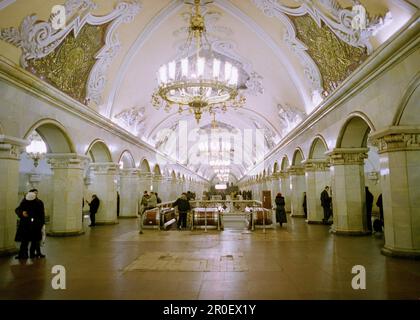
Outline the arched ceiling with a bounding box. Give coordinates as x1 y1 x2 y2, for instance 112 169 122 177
0 0 417 181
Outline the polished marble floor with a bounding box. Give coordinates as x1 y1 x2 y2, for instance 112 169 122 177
0 217 419 300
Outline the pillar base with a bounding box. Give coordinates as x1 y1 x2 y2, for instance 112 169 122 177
381 247 420 260
118 216 138 219
332 229 371 236
95 221 119 225
47 230 85 237
0 247 18 257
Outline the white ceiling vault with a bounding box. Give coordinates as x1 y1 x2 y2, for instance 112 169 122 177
0 0 417 181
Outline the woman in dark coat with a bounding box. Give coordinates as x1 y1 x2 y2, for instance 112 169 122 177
15 192 45 259
275 193 287 227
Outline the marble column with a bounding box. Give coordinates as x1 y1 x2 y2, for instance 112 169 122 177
89 162 119 225
119 168 139 218
304 160 331 224
271 174 280 198
279 171 291 212
168 177 178 201
328 148 370 235
47 154 87 236
289 166 306 217
372 128 420 258
0 136 26 255
138 172 153 196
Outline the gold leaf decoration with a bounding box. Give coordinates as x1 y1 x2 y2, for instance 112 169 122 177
290 14 368 94
27 23 108 104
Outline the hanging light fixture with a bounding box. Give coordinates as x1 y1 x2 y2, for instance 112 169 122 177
152 0 246 124
26 131 47 168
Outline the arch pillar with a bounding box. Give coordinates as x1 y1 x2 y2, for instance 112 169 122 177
89 162 119 225
0 135 27 255
288 166 306 217
304 160 331 224
47 153 88 236
119 168 139 218
371 128 420 259
328 148 370 235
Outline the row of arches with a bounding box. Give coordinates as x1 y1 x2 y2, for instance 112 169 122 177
21 118 199 182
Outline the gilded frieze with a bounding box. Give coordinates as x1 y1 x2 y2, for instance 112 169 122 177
290 15 368 95
27 23 108 104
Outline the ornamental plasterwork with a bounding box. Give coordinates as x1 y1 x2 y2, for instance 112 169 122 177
173 6 264 96
114 106 147 136
0 0 141 104
252 0 391 97
277 103 306 136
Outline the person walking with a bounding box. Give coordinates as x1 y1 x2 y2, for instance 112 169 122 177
275 193 287 227
86 194 100 227
302 192 307 218
321 186 332 224
172 193 191 230
376 193 384 222
365 187 374 232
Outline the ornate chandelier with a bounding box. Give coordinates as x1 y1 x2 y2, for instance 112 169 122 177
152 0 246 123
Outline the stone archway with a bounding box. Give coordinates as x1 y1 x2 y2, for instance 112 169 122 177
118 150 138 218
86 140 118 225
289 148 306 217
279 155 291 212
329 114 375 235
305 136 331 224
24 120 83 237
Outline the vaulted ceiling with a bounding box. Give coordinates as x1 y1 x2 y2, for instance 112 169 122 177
0 0 417 181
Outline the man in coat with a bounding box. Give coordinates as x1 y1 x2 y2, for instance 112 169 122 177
321 186 332 224
172 193 191 230
275 193 287 227
86 194 100 227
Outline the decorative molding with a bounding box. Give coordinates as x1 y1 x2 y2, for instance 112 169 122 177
252 0 391 53
370 127 420 153
47 153 88 169
303 159 330 171
277 103 306 137
0 0 141 105
287 165 305 175
113 106 147 136
327 148 368 165
0 135 28 160
252 0 392 99
89 162 119 174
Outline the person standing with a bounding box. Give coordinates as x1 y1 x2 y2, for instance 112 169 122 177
86 194 100 227
302 192 307 219
365 187 374 232
321 186 332 224
14 191 45 259
275 193 287 227
147 192 158 209
173 193 191 230
138 191 149 234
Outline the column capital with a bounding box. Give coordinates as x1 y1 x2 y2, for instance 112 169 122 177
327 148 368 165
152 174 164 181
370 126 420 153
287 165 305 175
303 159 330 172
47 153 89 169
138 172 153 179
120 168 140 176
0 135 28 160
89 162 119 174
278 170 289 178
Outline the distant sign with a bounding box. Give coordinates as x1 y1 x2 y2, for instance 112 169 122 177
215 184 227 190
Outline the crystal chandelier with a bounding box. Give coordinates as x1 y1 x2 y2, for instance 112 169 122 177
152 0 246 124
